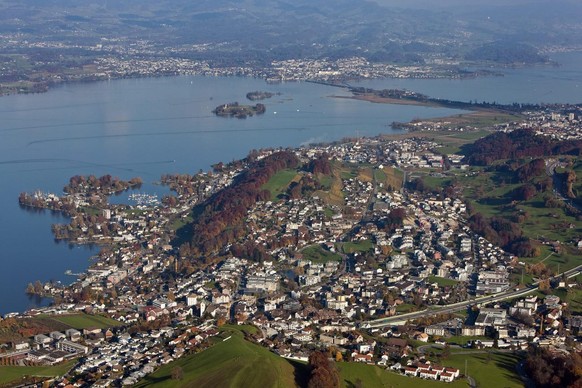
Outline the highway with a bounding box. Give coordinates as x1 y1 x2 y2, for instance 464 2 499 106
360 264 582 328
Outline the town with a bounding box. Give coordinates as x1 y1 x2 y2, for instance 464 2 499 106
0 30 495 97
2 102 582 387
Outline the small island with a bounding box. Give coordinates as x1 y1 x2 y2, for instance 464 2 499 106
246 91 276 101
212 102 266 119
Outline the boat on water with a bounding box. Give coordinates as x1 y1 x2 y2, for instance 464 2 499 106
128 192 160 206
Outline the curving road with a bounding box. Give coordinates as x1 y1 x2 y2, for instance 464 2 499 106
360 264 582 328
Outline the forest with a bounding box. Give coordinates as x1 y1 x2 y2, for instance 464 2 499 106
180 150 299 261
461 128 582 166
525 346 582 387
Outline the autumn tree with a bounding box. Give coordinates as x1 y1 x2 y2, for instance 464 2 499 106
308 351 339 388
525 347 582 387
171 366 184 381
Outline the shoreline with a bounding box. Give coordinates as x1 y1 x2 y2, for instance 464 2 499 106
333 93 524 129
333 93 445 108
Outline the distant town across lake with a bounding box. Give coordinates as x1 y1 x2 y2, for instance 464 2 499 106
0 51 582 315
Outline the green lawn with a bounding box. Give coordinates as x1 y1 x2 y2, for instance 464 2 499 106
318 175 333 190
374 168 387 183
422 176 453 192
395 303 418 313
171 214 193 231
49 314 121 329
453 167 582 271
427 276 459 287
135 327 303 388
376 166 404 190
301 244 342 263
261 169 298 200
338 362 466 388
441 352 523 388
539 287 582 314
337 240 373 254
0 360 77 385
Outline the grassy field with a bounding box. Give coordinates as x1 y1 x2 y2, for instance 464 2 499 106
338 362 466 388
395 303 418 313
262 169 299 200
357 166 374 183
171 213 193 232
315 163 346 206
425 111 520 133
427 276 459 287
438 167 582 272
301 244 342 263
48 314 121 329
135 327 302 388
376 166 404 190
539 287 582 314
442 352 523 388
0 360 77 385
431 129 494 154
337 240 374 254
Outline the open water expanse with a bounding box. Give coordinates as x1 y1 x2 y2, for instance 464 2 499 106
0 52 581 315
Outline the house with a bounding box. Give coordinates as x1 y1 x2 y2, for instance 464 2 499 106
83 327 102 336
34 334 51 348
358 342 374 354
420 369 439 380
475 308 507 328
50 331 66 341
440 372 455 382
404 366 419 376
13 341 30 351
462 326 485 336
320 334 348 345
444 367 460 378
415 332 429 342
516 326 536 338
58 340 89 355
385 337 408 358
425 325 446 336
352 352 373 363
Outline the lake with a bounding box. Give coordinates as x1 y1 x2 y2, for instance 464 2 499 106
0 51 580 315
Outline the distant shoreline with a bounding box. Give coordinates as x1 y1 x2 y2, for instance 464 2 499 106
332 93 443 108
333 92 524 129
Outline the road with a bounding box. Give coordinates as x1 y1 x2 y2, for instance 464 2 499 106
360 264 582 328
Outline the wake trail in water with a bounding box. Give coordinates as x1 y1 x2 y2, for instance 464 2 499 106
26 127 311 146
0 101 107 114
0 158 176 176
1 115 214 132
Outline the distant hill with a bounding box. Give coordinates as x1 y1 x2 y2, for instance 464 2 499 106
465 42 549 64
1 0 580 65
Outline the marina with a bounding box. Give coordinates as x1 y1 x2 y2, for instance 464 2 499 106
128 193 160 206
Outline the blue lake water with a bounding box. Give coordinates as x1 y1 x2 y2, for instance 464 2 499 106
0 51 581 315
